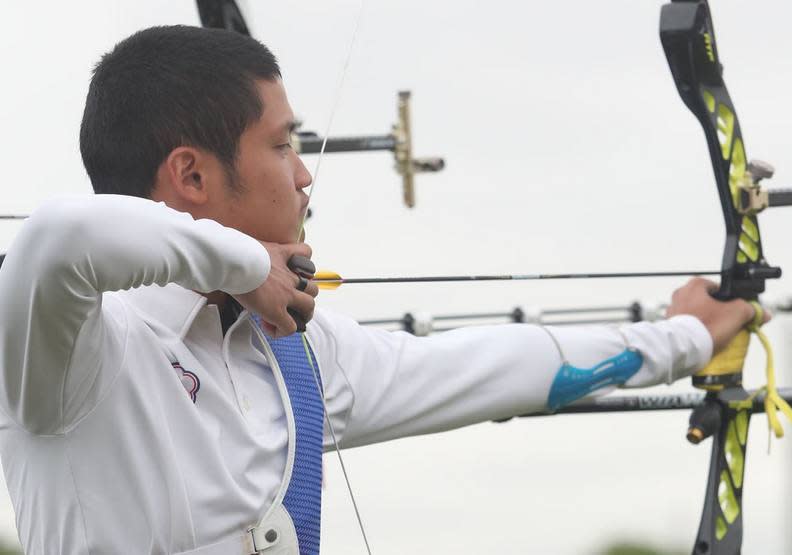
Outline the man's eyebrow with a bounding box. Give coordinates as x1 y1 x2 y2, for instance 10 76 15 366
279 120 299 135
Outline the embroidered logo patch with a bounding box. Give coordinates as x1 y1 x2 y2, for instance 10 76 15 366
172 362 200 403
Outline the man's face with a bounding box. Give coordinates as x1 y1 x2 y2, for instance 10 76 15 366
216 78 312 244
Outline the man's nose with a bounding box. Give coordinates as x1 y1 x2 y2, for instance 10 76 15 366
294 154 312 190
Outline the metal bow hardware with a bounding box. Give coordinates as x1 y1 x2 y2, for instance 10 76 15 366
292 91 445 208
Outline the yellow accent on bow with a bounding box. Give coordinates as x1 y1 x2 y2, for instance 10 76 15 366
734 302 792 440
747 309 792 439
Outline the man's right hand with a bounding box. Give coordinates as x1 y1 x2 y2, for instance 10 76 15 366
233 242 319 338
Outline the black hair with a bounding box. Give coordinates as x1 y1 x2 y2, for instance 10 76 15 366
79 25 281 197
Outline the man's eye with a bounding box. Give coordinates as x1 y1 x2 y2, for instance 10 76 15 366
277 143 292 151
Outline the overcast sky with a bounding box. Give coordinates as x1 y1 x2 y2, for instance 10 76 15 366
1 1 792 553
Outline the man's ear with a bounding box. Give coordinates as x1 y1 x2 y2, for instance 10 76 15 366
160 146 212 205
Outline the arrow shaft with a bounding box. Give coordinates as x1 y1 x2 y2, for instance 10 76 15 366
319 270 721 286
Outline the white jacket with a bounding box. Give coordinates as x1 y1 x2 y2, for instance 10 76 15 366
0 195 711 554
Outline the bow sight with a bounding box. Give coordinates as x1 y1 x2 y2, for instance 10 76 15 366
291 91 445 208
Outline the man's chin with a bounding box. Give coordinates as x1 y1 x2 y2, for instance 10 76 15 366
251 226 304 244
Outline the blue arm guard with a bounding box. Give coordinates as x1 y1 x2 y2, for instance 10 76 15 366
546 349 643 411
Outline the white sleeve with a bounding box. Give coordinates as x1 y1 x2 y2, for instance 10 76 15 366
0 195 270 433
306 310 712 449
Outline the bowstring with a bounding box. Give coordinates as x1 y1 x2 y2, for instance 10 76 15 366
292 2 373 553
297 3 365 236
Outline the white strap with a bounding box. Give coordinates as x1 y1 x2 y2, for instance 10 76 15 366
249 525 280 552
172 505 298 554
249 504 299 554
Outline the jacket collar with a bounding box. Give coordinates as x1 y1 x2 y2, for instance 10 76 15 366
116 284 208 340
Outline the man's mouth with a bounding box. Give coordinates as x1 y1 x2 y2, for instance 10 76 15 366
299 197 310 215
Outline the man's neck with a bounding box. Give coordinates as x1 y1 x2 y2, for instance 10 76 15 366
197 291 243 336
201 290 229 307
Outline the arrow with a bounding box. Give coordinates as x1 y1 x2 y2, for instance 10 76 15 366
313 269 722 290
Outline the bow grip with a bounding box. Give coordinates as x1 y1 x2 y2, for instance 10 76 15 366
692 329 751 391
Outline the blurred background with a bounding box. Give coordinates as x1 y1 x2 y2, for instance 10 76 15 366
1 1 791 553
